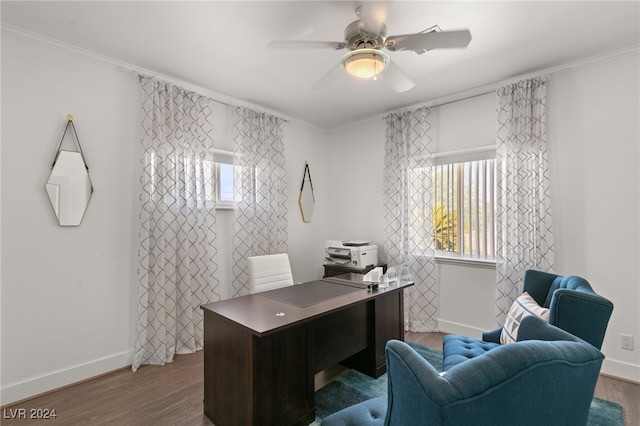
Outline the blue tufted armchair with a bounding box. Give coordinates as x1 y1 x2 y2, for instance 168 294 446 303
442 270 613 371
321 316 605 426
483 269 613 349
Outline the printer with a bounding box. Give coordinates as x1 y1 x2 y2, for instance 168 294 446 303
324 240 378 270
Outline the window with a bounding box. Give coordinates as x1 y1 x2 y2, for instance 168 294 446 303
218 163 235 202
154 150 238 210
213 161 240 209
433 157 496 261
208 149 240 210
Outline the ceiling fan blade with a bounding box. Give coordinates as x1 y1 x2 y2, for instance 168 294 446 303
382 62 415 93
385 29 472 54
312 63 345 91
268 40 347 50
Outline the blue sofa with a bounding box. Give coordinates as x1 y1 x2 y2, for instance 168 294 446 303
321 316 604 426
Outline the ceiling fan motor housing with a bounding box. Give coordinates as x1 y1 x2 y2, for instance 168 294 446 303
344 19 387 50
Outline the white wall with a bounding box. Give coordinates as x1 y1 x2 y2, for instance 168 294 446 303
547 52 640 381
325 118 386 247
1 34 139 404
326 53 640 381
283 121 330 283
0 33 330 404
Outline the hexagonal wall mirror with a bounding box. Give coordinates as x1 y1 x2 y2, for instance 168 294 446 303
298 162 315 223
45 117 93 226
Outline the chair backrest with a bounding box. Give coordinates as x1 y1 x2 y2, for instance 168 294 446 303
385 317 604 426
247 253 294 294
522 269 613 349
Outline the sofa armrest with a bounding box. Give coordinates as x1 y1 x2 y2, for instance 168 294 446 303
482 327 502 343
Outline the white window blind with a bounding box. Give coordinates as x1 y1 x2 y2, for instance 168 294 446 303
433 156 496 260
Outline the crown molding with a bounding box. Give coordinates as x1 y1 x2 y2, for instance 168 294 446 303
1 24 324 131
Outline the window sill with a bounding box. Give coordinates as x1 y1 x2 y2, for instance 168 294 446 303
214 202 235 210
435 255 496 269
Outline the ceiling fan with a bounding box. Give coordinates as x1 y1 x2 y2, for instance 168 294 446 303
268 3 472 92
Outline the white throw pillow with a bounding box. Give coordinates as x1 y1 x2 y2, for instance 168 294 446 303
500 292 549 344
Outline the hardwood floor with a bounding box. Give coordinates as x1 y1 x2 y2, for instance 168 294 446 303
2 333 638 425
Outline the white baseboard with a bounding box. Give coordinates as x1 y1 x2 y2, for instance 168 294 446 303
437 319 488 340
438 319 640 383
1 350 133 406
601 358 640 383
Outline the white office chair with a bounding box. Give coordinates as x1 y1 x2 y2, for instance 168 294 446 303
247 253 294 294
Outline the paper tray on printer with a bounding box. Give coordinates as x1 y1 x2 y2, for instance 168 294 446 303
321 277 378 290
341 241 372 247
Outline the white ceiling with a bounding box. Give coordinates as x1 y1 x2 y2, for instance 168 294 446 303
2 1 639 130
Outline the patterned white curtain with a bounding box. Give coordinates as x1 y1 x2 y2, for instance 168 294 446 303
495 76 554 325
132 76 219 371
231 107 288 297
383 107 439 332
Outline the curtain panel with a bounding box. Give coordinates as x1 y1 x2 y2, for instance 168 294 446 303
383 107 439 332
232 107 288 297
495 76 555 325
132 76 219 371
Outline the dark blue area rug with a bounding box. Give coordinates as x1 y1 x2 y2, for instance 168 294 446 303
315 341 624 425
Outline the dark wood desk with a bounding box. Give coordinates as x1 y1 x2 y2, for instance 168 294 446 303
200 274 413 426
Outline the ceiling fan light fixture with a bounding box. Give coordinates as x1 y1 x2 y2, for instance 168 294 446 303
341 48 390 80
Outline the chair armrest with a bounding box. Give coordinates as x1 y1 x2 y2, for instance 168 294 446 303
549 289 614 348
320 396 386 426
516 315 582 343
482 327 502 343
385 340 458 424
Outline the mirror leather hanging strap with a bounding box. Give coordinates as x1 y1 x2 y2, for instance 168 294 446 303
52 114 90 170
301 162 313 192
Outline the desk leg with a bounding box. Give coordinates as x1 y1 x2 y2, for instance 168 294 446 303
254 326 313 426
204 313 253 425
373 290 404 375
203 311 314 426
342 290 404 378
